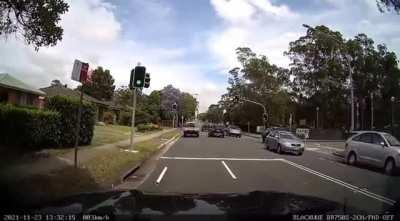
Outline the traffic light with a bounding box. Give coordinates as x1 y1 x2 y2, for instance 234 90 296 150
131 66 146 88
144 73 151 88
172 103 177 110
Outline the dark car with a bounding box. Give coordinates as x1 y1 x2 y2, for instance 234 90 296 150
208 127 225 138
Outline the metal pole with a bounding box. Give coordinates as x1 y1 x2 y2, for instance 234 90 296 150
130 88 137 149
391 97 395 134
74 86 84 168
371 92 374 130
349 63 355 132
247 121 250 133
316 108 319 129
172 114 175 128
356 101 360 130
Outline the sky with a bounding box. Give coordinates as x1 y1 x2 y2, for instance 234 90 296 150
0 0 399 112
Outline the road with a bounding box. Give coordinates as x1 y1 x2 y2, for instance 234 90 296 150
130 132 400 214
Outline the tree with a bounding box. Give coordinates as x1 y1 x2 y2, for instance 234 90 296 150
0 0 69 50
376 0 400 13
218 47 292 128
160 85 181 120
81 67 115 101
285 25 349 128
178 92 197 121
50 79 63 87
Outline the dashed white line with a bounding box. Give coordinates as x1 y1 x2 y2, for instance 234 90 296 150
221 161 237 179
155 167 168 184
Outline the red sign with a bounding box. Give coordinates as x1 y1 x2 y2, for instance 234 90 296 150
71 59 90 83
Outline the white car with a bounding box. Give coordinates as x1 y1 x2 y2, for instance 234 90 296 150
183 122 200 137
229 126 242 138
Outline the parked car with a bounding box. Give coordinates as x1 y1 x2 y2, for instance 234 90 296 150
228 126 242 137
265 131 304 155
208 127 225 138
201 124 211 132
261 127 289 142
344 131 400 175
183 122 200 137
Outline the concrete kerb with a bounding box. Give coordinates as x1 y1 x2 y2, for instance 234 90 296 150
120 133 181 182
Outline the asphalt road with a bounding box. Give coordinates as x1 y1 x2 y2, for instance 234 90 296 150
136 132 400 214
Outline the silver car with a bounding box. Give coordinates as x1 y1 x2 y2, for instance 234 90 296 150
265 131 305 155
344 131 400 175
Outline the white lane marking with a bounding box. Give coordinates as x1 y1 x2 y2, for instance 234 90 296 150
155 167 168 184
159 156 396 205
160 156 284 161
282 159 396 205
221 161 237 179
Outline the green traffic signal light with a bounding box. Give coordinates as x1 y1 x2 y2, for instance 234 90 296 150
132 66 146 88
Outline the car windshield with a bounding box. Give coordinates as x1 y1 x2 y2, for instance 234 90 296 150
383 133 400 146
2 0 400 218
280 133 296 140
184 123 196 128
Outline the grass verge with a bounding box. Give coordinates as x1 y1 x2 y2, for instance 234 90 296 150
3 130 180 206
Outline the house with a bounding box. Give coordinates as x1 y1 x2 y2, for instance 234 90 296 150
41 85 122 122
0 73 46 108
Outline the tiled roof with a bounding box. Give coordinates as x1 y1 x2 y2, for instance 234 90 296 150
0 73 46 96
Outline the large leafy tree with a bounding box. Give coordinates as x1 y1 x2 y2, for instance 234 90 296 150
285 25 349 128
81 67 115 101
376 0 400 13
0 0 69 50
217 47 292 127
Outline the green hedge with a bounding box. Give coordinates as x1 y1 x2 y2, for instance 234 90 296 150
137 123 161 132
45 96 96 147
0 104 61 149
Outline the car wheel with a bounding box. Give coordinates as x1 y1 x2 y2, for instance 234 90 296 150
298 151 303 156
277 145 282 154
266 144 270 150
384 159 395 176
262 137 265 143
347 152 357 166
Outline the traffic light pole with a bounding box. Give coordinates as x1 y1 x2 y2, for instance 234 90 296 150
240 98 268 128
130 88 137 149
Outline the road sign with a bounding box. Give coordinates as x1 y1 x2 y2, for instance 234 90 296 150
71 59 89 83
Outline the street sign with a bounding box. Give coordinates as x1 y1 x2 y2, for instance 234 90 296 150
71 59 89 83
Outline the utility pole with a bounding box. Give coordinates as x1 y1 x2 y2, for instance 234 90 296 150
356 100 360 130
371 92 374 130
247 121 250 133
316 107 319 129
391 96 395 134
129 88 137 149
240 97 268 128
348 58 355 132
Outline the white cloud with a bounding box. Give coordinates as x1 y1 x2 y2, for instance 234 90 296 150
0 0 217 112
208 0 400 71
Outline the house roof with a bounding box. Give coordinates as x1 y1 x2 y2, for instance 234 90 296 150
40 85 122 110
0 73 46 96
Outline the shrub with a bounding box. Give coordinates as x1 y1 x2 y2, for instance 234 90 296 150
103 111 115 124
118 111 131 126
137 123 161 132
45 96 96 147
0 104 61 149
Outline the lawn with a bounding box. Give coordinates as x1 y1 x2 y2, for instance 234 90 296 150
3 130 180 206
90 125 132 147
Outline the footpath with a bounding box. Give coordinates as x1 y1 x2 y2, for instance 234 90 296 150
5 128 176 179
